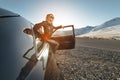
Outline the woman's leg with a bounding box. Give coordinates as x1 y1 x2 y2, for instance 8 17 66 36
46 39 59 53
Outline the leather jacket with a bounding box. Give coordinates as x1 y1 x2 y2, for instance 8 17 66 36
33 21 61 39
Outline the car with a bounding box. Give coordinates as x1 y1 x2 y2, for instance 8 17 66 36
0 8 75 80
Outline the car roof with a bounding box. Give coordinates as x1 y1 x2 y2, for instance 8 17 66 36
0 8 19 17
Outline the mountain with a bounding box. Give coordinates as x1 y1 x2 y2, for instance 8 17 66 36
75 26 94 35
79 25 120 39
76 17 120 40
91 17 120 31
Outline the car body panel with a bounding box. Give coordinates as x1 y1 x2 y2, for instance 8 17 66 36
0 8 44 80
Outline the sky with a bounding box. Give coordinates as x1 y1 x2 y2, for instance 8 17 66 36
0 0 120 28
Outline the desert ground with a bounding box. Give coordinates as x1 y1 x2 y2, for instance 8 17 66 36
55 37 120 80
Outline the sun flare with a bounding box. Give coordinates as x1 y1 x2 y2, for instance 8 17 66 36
39 2 76 27
53 13 75 27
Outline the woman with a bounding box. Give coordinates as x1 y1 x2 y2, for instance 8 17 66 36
33 13 64 53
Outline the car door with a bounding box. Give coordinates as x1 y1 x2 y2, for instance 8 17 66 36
52 25 75 50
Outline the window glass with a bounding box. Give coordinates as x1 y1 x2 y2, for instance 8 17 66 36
52 26 73 37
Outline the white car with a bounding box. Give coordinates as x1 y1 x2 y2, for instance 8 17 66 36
0 8 75 80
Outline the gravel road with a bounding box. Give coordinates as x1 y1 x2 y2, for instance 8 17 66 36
55 38 120 80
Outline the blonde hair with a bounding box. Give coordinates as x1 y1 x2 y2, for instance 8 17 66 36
46 13 54 19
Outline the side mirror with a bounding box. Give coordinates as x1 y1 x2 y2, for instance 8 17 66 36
23 28 32 35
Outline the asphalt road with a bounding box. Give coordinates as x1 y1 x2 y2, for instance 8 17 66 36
76 37 120 52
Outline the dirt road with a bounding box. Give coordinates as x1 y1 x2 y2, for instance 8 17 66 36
55 38 120 80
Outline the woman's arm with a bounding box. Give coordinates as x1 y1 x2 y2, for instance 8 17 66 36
53 25 64 30
33 22 44 38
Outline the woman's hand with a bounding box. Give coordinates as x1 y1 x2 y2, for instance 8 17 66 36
60 25 64 28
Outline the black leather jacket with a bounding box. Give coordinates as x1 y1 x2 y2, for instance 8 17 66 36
33 21 61 38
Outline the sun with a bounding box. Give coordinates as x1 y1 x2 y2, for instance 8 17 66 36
33 1 81 28
53 13 75 27
39 2 76 27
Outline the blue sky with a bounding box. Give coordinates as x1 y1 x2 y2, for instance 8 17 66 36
0 0 120 28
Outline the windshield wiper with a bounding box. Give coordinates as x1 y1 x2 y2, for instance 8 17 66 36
0 15 20 18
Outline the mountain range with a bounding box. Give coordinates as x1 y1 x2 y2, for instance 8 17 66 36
75 17 120 40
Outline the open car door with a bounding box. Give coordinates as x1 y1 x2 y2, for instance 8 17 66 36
52 25 75 50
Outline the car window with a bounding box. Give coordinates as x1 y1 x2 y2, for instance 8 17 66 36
52 26 73 37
